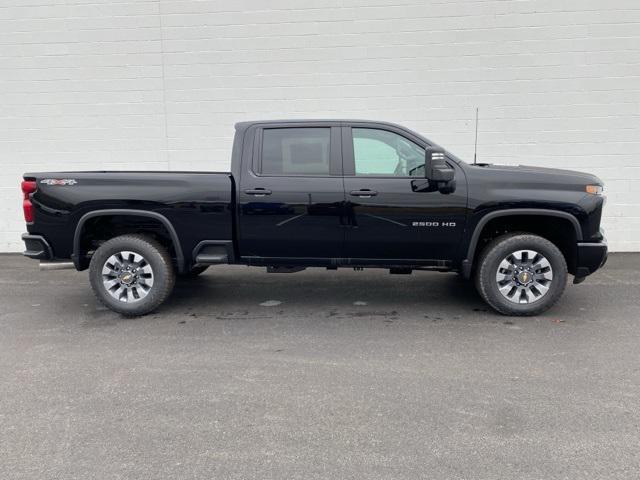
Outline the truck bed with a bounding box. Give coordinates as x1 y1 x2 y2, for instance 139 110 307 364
24 171 234 267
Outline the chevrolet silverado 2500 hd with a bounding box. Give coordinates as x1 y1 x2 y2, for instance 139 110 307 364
21 120 607 316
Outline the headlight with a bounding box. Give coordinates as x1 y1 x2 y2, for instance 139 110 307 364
585 185 603 195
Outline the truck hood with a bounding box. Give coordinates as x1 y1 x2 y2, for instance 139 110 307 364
471 163 603 186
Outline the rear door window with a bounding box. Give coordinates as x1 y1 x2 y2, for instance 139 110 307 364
261 128 331 175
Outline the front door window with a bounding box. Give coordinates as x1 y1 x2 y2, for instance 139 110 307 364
352 128 425 177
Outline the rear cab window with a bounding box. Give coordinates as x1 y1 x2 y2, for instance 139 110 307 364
261 128 331 176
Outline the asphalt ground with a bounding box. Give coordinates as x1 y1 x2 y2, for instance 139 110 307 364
1 253 639 479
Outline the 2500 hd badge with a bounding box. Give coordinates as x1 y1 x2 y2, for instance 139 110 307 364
412 221 457 227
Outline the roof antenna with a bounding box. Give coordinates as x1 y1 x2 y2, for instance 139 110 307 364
473 107 479 165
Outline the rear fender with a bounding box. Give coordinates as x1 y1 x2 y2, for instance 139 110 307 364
72 209 185 272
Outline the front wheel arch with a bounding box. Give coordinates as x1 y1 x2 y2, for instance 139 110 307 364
462 209 581 278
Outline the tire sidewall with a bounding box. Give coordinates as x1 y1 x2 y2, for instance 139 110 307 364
479 235 567 315
89 236 173 316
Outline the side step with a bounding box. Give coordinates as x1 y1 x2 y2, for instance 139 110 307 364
194 253 228 264
193 242 231 265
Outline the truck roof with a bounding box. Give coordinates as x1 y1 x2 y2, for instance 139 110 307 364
234 119 408 130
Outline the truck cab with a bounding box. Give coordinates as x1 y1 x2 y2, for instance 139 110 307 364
233 120 467 267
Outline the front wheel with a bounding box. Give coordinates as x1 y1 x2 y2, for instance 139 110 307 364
89 234 175 316
475 233 567 316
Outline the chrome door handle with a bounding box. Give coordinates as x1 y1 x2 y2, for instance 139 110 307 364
245 188 272 196
349 189 378 198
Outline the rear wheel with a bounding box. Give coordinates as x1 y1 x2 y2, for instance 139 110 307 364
475 233 567 316
89 234 175 316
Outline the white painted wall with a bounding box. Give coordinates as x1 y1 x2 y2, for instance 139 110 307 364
1 0 639 251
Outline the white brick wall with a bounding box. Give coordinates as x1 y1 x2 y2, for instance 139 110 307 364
1 0 639 251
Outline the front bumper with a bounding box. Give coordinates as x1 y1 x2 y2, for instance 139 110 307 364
21 233 53 260
574 237 608 284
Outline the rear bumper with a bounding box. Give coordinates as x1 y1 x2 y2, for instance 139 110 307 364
21 233 53 260
574 237 608 284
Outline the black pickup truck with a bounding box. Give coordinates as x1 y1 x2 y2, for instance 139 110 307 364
21 120 607 316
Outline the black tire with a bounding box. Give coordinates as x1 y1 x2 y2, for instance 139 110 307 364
178 265 209 278
89 234 175 316
475 233 567 316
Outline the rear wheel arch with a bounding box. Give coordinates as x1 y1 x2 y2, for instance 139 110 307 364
462 209 582 278
73 209 185 272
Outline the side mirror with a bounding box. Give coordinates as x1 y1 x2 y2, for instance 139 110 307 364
424 148 454 183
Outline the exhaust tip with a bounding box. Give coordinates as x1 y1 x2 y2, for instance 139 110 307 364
39 261 75 271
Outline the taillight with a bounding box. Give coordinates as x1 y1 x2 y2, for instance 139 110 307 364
21 180 37 223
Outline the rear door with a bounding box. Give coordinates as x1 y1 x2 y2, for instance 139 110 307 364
238 123 345 262
342 124 467 263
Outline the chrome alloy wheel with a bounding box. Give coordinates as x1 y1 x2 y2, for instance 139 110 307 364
102 251 154 303
495 249 553 304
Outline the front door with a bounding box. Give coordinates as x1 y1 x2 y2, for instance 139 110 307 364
238 124 345 262
342 125 467 263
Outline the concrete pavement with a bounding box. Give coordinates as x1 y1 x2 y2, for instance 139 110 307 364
1 253 639 479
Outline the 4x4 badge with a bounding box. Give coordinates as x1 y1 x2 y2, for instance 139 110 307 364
40 179 78 186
